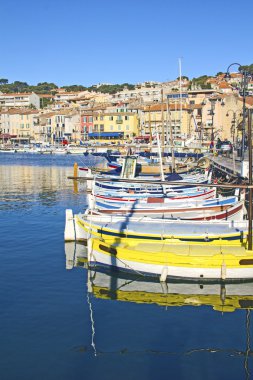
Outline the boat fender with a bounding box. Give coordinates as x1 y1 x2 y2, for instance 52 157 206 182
160 267 168 282
221 260 227 280
234 188 240 199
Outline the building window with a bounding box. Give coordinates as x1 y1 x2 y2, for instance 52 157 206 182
126 125 130 130
83 116 87 122
100 124 104 132
110 125 113 130
109 116 113 121
100 116 104 121
89 116 93 122
118 126 121 131
125 116 129 120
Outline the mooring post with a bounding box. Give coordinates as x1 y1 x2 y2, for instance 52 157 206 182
74 162 78 178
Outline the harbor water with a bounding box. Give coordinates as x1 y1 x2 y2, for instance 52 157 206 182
0 153 252 380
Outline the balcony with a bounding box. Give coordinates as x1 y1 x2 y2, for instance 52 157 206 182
116 120 123 124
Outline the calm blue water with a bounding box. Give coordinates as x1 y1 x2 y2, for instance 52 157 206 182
0 153 252 380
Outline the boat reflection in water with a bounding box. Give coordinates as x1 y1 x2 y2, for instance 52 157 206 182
88 269 253 313
65 242 253 312
65 242 253 378
65 242 88 270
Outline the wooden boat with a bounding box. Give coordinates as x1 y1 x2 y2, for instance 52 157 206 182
94 173 209 193
72 212 248 243
53 147 67 155
91 194 237 210
89 194 244 220
94 187 217 201
87 238 253 282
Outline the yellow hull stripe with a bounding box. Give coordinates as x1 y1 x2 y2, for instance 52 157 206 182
91 239 253 269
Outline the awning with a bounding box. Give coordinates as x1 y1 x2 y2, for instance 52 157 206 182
135 135 150 140
0 134 17 138
88 132 124 138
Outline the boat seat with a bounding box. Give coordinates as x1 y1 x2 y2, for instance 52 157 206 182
123 243 247 256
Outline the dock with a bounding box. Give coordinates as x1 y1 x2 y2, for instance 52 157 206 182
210 154 250 179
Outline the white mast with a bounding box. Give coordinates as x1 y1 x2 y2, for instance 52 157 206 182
179 58 183 138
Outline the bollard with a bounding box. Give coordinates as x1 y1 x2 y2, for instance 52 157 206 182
74 162 78 178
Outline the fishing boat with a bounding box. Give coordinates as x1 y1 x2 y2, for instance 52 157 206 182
94 187 217 201
65 209 248 243
94 172 209 193
66 144 87 155
90 194 238 210
53 147 67 155
89 201 244 220
87 238 253 282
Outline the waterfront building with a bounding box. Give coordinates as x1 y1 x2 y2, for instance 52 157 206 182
80 112 93 140
38 110 80 144
87 111 139 141
0 92 40 109
142 102 194 140
0 109 40 143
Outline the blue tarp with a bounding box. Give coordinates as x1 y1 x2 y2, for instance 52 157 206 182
88 132 124 138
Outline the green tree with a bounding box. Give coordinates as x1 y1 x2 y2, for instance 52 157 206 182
240 64 253 74
61 85 87 92
177 76 189 80
87 83 135 94
0 78 8 85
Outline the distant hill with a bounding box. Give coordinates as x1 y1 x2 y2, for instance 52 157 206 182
0 64 252 94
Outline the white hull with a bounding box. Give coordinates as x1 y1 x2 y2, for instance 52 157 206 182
88 246 253 281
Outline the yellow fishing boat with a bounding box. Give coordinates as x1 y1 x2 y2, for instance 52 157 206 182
87 238 253 282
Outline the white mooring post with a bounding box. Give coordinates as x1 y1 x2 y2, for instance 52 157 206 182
64 209 76 241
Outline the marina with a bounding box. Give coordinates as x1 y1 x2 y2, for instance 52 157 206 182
2 0 253 378
1 152 253 380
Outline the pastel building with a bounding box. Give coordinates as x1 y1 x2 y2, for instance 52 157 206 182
38 111 80 143
0 109 40 142
87 111 139 141
0 92 40 109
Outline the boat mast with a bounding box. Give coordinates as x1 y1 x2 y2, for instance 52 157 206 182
148 105 152 146
161 88 165 157
179 58 183 140
157 132 165 181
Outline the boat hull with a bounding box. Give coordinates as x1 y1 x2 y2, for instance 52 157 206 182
88 239 253 282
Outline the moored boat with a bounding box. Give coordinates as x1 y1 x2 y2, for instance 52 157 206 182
87 238 253 282
66 210 248 243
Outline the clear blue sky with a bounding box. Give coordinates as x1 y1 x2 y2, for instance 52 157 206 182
1 0 253 87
